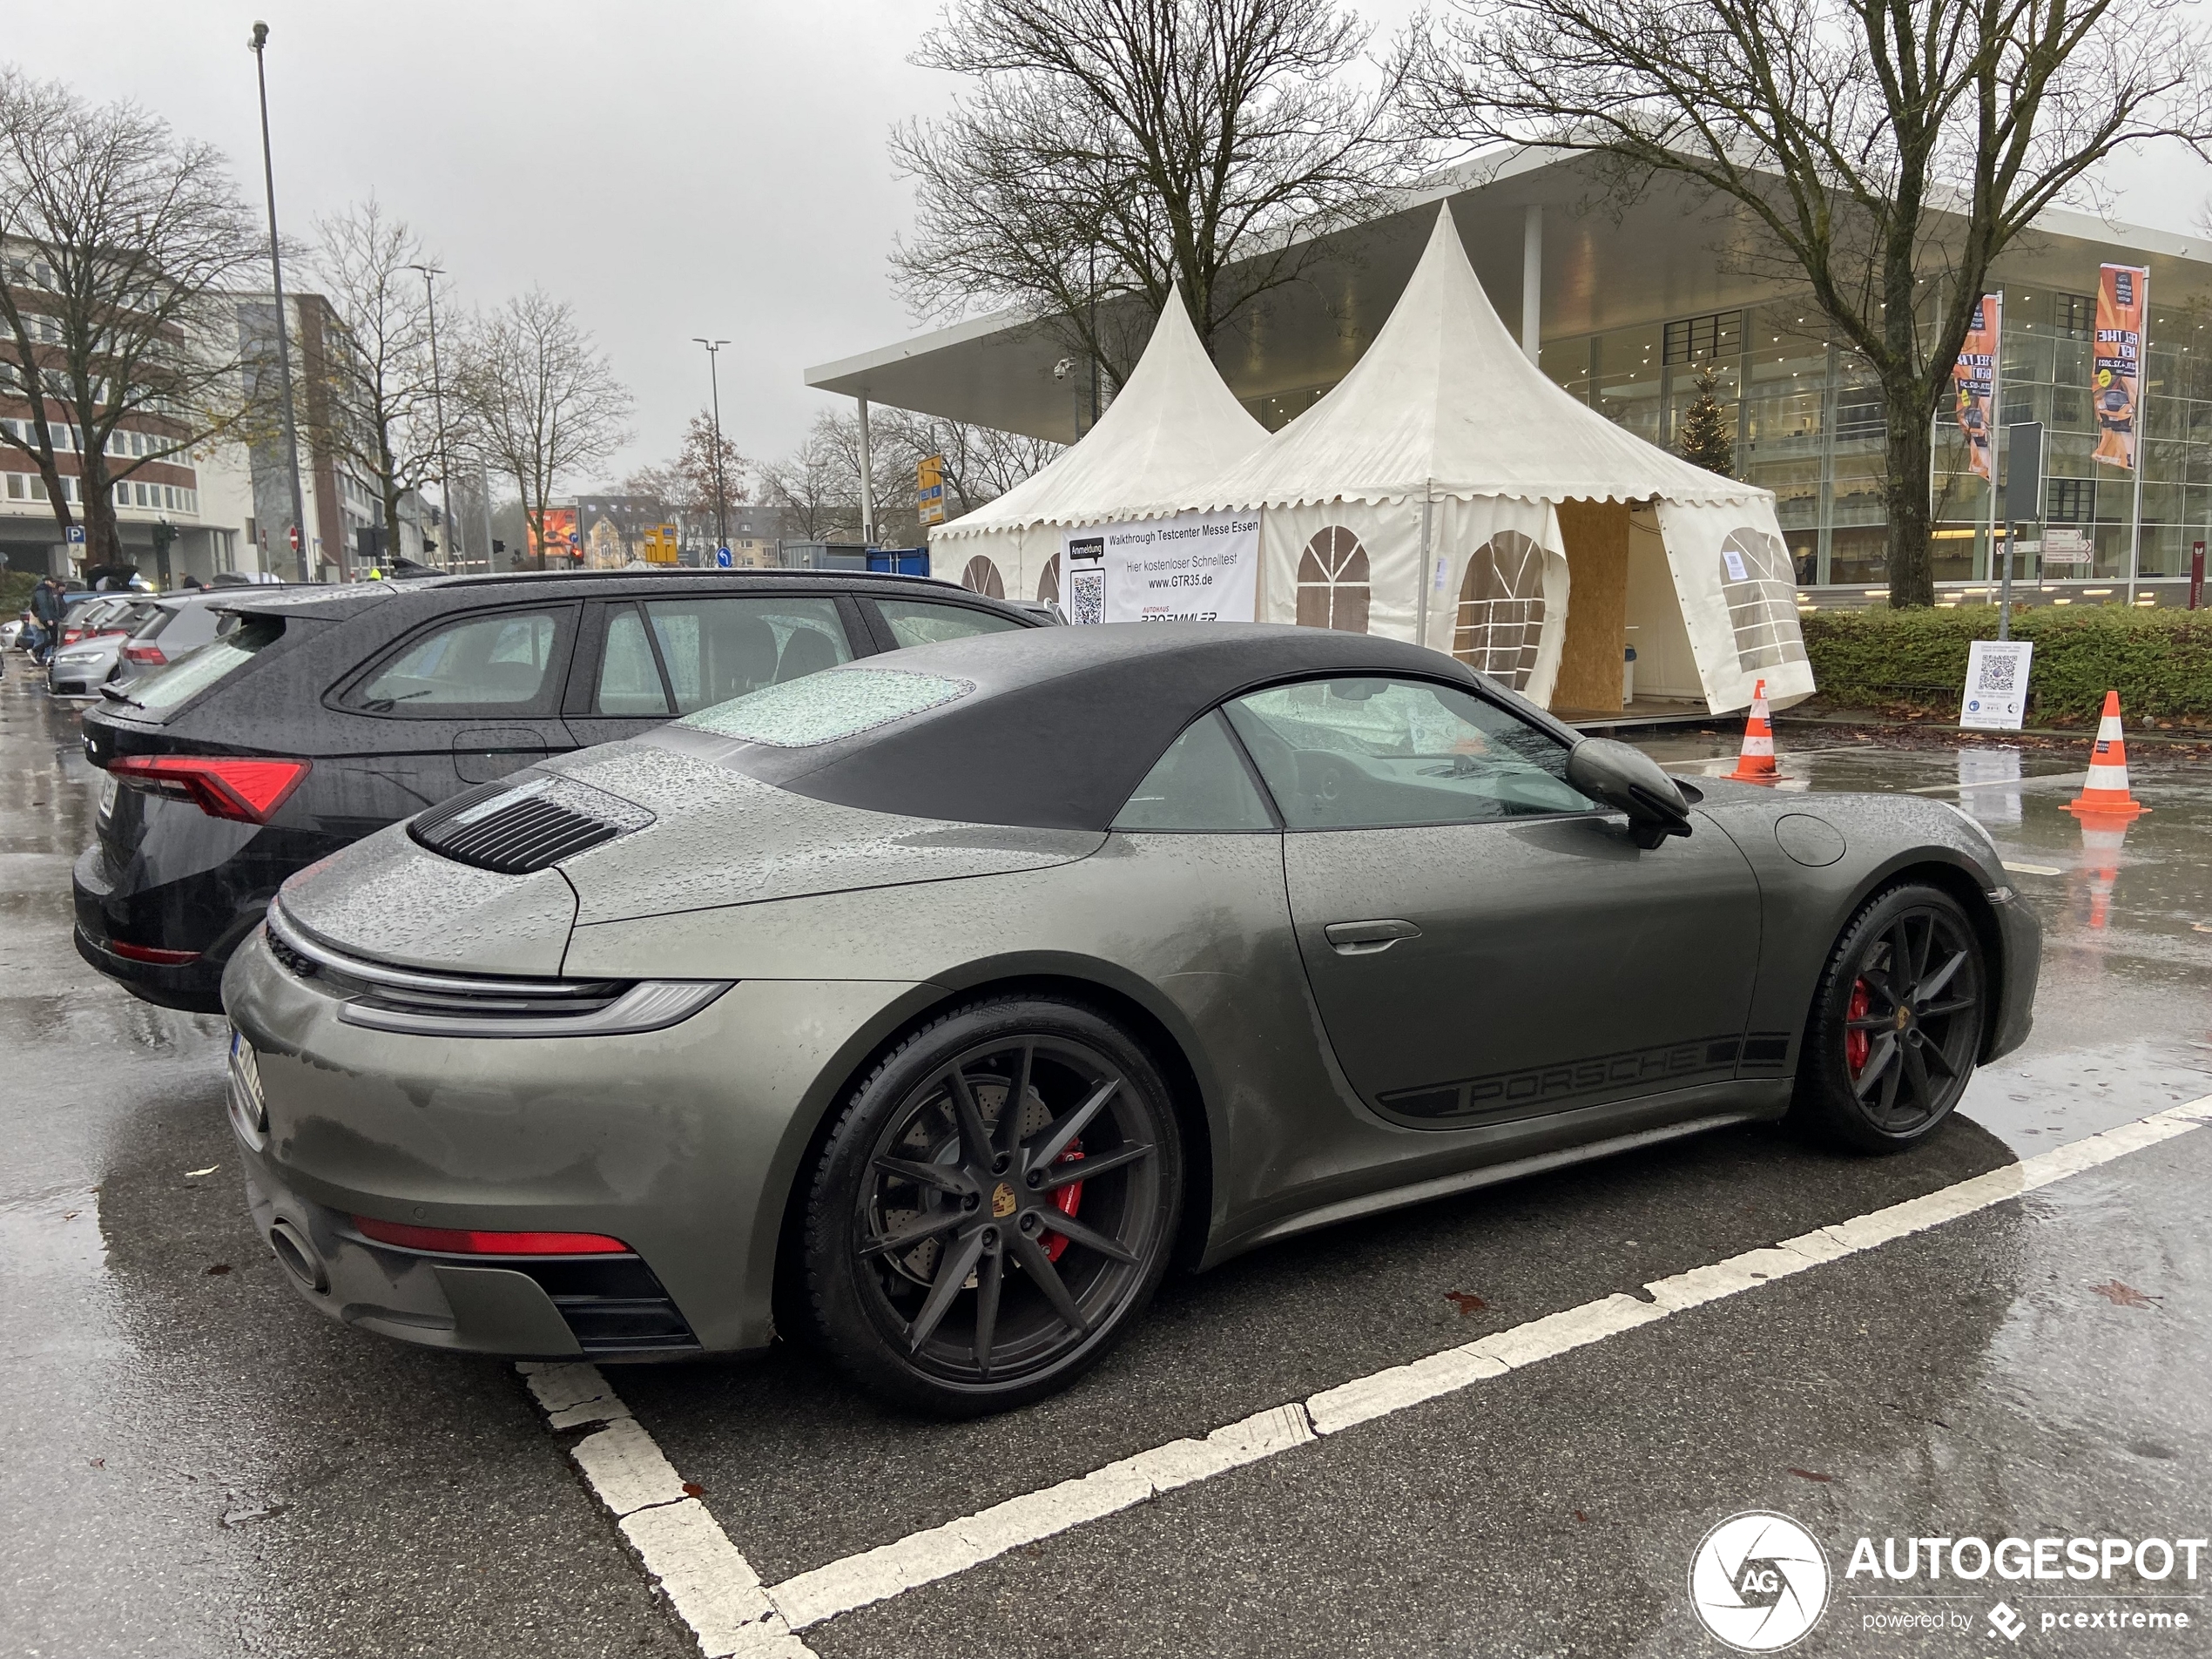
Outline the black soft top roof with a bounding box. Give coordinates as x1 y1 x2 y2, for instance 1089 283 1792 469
674 622 1575 831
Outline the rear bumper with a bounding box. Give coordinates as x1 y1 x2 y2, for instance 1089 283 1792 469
73 921 227 1013
221 926 927 1356
73 842 261 1015
239 1163 698 1359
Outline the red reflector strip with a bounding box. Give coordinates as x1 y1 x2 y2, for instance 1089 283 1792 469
107 755 310 823
108 941 201 965
351 1215 631 1255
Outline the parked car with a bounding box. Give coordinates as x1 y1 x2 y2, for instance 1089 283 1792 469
55 593 132 651
111 589 244 683
49 597 162 696
220 624 2037 1413
77 569 1043 1012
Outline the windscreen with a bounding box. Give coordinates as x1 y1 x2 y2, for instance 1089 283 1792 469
125 615 285 717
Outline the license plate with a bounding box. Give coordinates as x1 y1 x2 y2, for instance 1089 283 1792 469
98 772 118 820
228 1027 268 1136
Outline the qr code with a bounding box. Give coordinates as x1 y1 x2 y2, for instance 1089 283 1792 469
1069 567 1105 625
1979 655 2018 693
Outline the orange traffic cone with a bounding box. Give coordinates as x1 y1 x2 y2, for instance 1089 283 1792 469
2065 691 2147 819
1725 678 1785 783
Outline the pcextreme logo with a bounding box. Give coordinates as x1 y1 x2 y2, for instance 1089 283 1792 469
1689 1511 1832 1651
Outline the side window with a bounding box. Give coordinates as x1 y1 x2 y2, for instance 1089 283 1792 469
644 596 851 715
1222 677 1594 830
596 606 669 715
875 597 1026 649
1111 711 1276 833
352 609 566 712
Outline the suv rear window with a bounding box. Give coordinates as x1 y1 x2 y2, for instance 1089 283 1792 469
126 616 286 716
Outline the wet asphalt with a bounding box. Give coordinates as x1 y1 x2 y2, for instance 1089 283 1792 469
2 664 2207 1659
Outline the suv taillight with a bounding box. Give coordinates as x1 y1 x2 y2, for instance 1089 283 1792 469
106 755 310 823
123 644 166 665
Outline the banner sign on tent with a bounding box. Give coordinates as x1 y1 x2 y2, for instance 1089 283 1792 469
1959 638 2033 731
1952 293 2000 482
1061 510 1259 625
2092 265 2148 470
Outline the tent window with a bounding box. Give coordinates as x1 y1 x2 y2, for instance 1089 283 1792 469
1717 528 1809 672
961 555 1005 599
1452 532 1547 691
1037 552 1060 604
1296 527 1370 633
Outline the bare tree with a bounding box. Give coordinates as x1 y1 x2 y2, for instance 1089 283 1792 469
1406 0 2212 605
0 69 263 568
455 288 631 570
626 410 749 523
306 199 456 569
762 408 1063 546
893 0 1422 385
873 408 1062 518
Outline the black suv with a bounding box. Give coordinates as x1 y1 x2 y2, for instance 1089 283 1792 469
76 569 1042 1012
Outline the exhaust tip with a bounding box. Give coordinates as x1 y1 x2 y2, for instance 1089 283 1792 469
267 1218 327 1293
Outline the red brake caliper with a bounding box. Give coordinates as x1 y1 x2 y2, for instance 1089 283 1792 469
1042 1141 1083 1262
1845 981 1871 1076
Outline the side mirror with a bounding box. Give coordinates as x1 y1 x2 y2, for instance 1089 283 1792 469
1567 738 1694 850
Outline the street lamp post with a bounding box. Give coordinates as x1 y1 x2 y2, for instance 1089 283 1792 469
692 337 731 556
247 22 310 583
408 261 455 571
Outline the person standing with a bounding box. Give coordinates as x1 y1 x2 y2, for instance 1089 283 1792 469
28 577 66 664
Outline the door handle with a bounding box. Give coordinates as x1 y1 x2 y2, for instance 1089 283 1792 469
1324 919 1421 956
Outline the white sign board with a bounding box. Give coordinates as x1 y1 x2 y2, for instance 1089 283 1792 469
1061 510 1259 625
2041 528 2092 566
1959 639 2033 730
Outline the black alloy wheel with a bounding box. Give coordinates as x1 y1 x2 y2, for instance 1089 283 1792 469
1796 884 1986 1152
803 996 1183 1415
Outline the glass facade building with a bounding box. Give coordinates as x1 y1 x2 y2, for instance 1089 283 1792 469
1523 286 2212 594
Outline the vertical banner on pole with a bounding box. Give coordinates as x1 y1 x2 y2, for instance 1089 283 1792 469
2092 265 2148 470
1952 293 2001 482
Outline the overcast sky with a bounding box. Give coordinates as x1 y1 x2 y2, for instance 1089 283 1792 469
5 3 2204 487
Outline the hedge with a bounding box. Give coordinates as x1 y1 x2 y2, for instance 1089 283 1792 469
0 569 37 621
1799 604 2212 727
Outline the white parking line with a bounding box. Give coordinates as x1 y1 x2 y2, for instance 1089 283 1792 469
519 1361 817 1658
523 1097 2209 1649
765 1097 2209 1632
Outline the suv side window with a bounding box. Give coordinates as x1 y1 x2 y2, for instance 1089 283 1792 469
873 597 1026 649
591 596 854 718
347 607 574 715
1222 676 1594 830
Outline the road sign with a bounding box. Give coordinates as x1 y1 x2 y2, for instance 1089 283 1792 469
2191 541 2205 610
714 547 732 569
64 525 84 544
287 524 301 553
917 455 943 489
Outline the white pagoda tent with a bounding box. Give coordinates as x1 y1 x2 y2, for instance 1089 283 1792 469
927 292 1267 606
1184 204 1812 715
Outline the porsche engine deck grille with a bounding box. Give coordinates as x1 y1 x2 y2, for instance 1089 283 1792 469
409 777 626 873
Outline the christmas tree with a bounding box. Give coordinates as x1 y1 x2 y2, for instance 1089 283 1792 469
1676 368 1735 476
